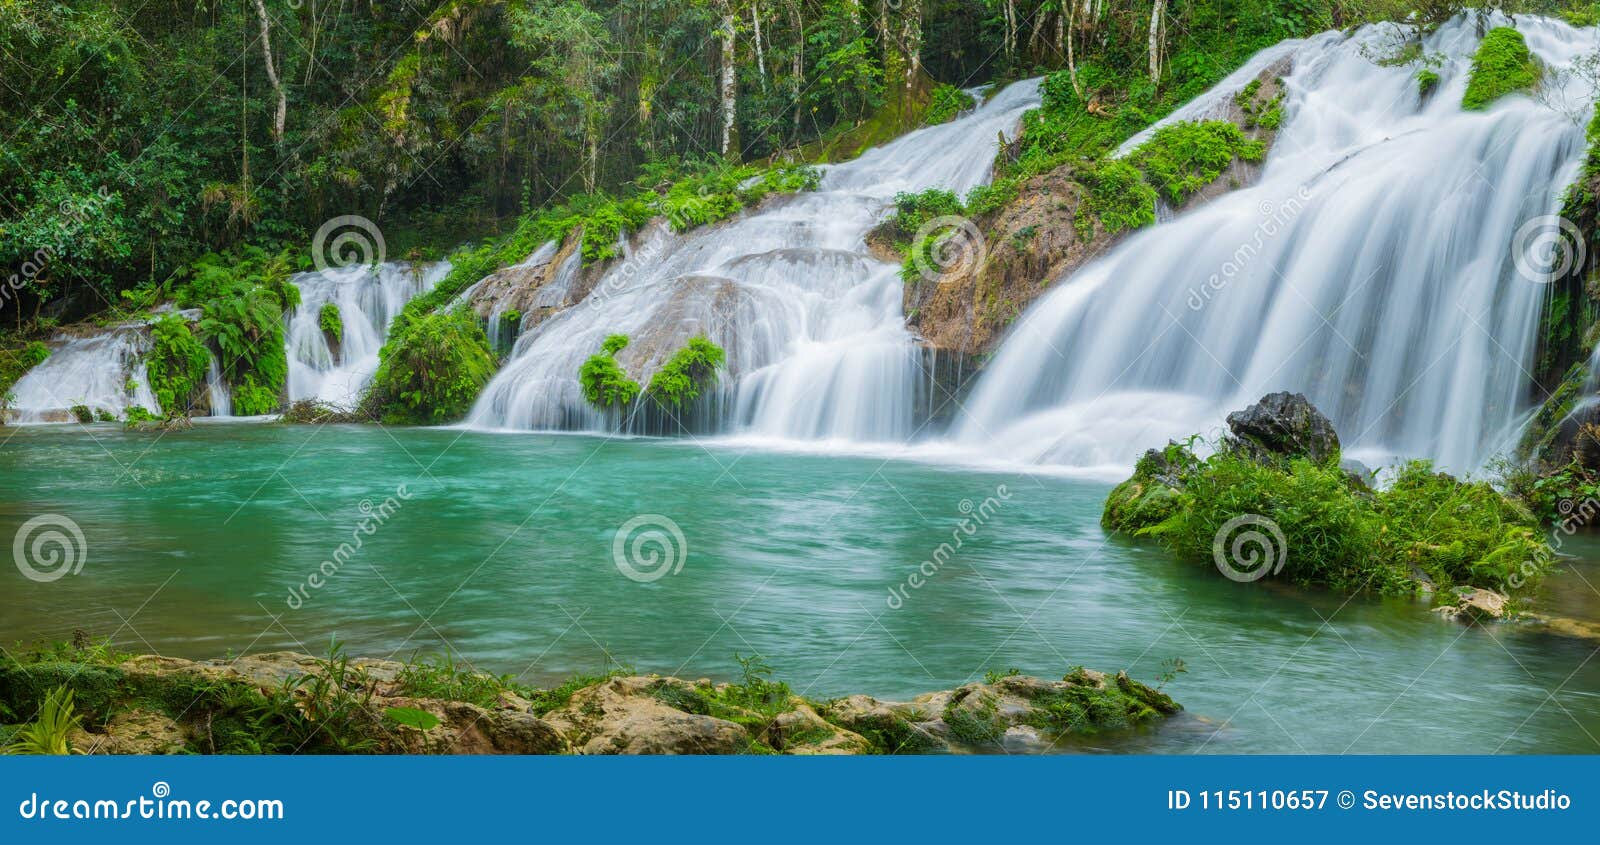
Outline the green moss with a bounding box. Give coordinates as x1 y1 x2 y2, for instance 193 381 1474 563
318 303 343 342
578 333 641 409
1416 68 1440 99
1462 28 1540 111
943 695 1007 746
145 313 209 418
1130 120 1265 205
1076 158 1158 235
368 309 496 424
1111 441 1550 597
646 336 725 409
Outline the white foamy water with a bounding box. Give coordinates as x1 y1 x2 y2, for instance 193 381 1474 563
285 261 450 407
951 15 1598 474
464 79 1043 437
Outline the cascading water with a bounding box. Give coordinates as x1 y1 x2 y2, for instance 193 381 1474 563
465 80 1043 439
285 261 450 406
7 323 161 423
952 15 1599 475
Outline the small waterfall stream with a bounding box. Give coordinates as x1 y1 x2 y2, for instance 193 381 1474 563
8 323 160 422
285 261 450 407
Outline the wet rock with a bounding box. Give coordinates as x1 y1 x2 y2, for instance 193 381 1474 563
1434 586 1510 622
542 676 751 755
69 709 188 755
764 700 872 755
1224 391 1341 464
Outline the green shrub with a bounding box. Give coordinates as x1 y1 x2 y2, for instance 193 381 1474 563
318 303 343 342
646 336 726 408
189 249 296 416
1075 158 1157 235
1131 121 1265 204
368 310 496 424
69 404 93 424
924 84 976 125
145 313 209 418
21 341 49 368
1462 27 1540 111
1116 444 1552 597
578 333 641 409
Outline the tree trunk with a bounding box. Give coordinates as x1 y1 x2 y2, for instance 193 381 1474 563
1148 0 1167 83
751 1 767 88
718 8 738 158
1066 0 1081 97
791 0 804 139
902 0 922 89
251 0 287 144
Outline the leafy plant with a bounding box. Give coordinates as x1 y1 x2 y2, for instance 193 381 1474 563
578 333 641 409
646 336 725 409
4 686 80 755
368 309 496 424
145 313 209 418
318 303 343 343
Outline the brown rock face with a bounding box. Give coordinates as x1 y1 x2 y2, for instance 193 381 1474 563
903 56 1294 370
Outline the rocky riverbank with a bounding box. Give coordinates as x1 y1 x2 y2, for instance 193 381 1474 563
0 646 1179 756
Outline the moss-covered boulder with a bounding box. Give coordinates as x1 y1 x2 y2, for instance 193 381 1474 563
1462 27 1540 111
1101 393 1552 601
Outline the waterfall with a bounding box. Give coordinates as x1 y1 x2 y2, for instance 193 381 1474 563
285 261 450 407
951 16 1600 475
7 324 160 422
464 79 1043 437
205 356 233 418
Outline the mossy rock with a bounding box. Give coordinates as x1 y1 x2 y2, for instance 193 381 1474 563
1462 27 1540 111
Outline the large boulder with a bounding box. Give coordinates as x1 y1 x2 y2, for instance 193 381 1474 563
1224 391 1340 465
